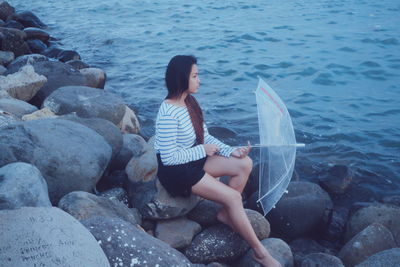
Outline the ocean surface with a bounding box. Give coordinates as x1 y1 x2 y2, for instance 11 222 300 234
11 0 400 201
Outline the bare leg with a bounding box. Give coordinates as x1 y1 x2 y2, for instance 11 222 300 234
192 174 281 267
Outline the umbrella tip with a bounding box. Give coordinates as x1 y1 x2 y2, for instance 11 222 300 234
285 190 289 194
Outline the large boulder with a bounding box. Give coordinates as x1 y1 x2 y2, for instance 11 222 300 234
0 65 47 101
0 27 30 57
0 98 38 118
29 61 87 107
5 53 48 74
267 181 333 239
289 238 334 266
110 133 147 171
80 67 106 89
118 105 140 134
23 27 50 43
301 253 344 267
0 109 19 128
81 216 194 267
187 199 223 226
355 248 400 267
345 204 400 245
58 191 139 226
0 50 14 66
0 162 51 209
0 118 112 204
0 1 15 21
338 223 397 267
43 85 126 125
10 11 46 28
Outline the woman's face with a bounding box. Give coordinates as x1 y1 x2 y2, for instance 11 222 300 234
187 64 200 94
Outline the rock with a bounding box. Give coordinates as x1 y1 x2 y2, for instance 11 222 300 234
237 238 293 267
0 64 6 74
184 224 250 263
0 89 11 98
318 165 353 194
42 46 63 58
0 65 46 101
188 199 223 226
381 195 400 207
23 27 50 42
0 50 14 66
323 207 350 242
338 223 397 267
43 85 126 125
66 59 90 70
246 209 271 240
96 169 128 192
61 113 123 159
267 181 333 239
118 105 140 134
80 67 106 89
58 191 140 226
26 39 47 54
289 238 334 265
21 107 57 121
0 118 112 204
29 61 87 107
110 133 147 171
10 11 46 28
5 53 48 74
0 207 110 267
81 216 193 267
206 263 229 267
0 1 15 21
355 248 400 267
155 217 202 248
57 50 81 62
301 253 344 267
0 98 38 118
98 187 130 208
244 190 264 214
0 162 51 209
345 203 400 245
0 109 19 127
2 19 23 30
0 27 30 57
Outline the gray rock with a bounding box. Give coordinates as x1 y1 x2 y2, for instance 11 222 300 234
355 248 400 267
345 204 400 245
289 238 334 266
0 110 19 128
10 11 46 28
338 223 397 267
30 61 87 107
118 105 140 134
23 27 50 43
66 59 90 70
237 238 293 267
21 107 57 121
98 187 129 207
323 207 350 242
111 133 147 171
188 199 222 226
0 162 51 209
58 191 140 226
0 98 38 118
155 217 202 249
381 195 400 207
57 50 81 62
318 165 353 195
126 144 200 219
0 207 110 267
267 181 333 239
0 118 112 204
301 253 344 267
43 85 126 125
0 65 47 101
246 209 271 240
81 216 194 267
6 54 49 74
0 50 14 66
80 67 107 89
0 1 15 21
0 64 6 74
0 27 30 57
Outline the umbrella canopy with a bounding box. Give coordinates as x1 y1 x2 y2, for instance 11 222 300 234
255 77 304 215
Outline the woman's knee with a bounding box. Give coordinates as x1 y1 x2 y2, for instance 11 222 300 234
239 156 253 174
223 189 242 207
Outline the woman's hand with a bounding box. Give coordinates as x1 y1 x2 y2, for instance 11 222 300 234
231 141 251 158
203 144 220 156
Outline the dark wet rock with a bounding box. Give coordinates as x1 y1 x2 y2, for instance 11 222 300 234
237 238 293 267
300 253 344 267
110 133 147 171
244 190 264 214
355 248 400 267
42 46 63 58
57 49 81 62
0 118 112 204
98 187 130 208
381 195 400 207
23 27 50 42
0 162 51 209
0 50 14 66
323 206 350 242
1 19 24 30
0 1 15 21
0 98 38 118
267 181 333 239
0 207 110 267
339 223 396 267
206 263 229 267
96 169 128 192
318 164 353 194
155 217 202 249
11 11 46 28
66 59 90 70
58 191 140 227
26 39 47 54
0 27 30 57
345 203 400 245
5 53 48 74
0 64 5 74
43 85 126 125
81 216 194 267
61 113 123 159
187 199 222 226
29 61 87 107
80 67 106 89
289 238 334 266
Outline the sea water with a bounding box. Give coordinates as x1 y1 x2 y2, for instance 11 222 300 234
11 0 400 199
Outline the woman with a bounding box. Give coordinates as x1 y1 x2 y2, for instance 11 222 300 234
154 55 281 267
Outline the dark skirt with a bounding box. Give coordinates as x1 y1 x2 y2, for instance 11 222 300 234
157 154 207 197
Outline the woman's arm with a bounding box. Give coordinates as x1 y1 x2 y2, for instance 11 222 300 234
203 123 236 157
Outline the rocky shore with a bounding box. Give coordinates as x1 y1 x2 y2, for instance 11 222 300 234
1 1 399 266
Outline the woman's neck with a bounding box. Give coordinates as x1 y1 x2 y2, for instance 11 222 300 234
166 92 188 107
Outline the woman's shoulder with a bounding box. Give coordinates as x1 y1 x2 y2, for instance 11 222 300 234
159 101 188 118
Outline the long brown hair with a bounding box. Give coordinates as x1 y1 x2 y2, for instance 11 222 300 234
165 55 204 144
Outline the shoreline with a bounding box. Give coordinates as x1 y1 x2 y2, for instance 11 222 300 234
1 1 400 266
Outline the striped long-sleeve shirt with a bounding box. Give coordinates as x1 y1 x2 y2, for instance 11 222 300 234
154 101 236 166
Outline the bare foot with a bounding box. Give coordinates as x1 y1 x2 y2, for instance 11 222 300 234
253 252 282 267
